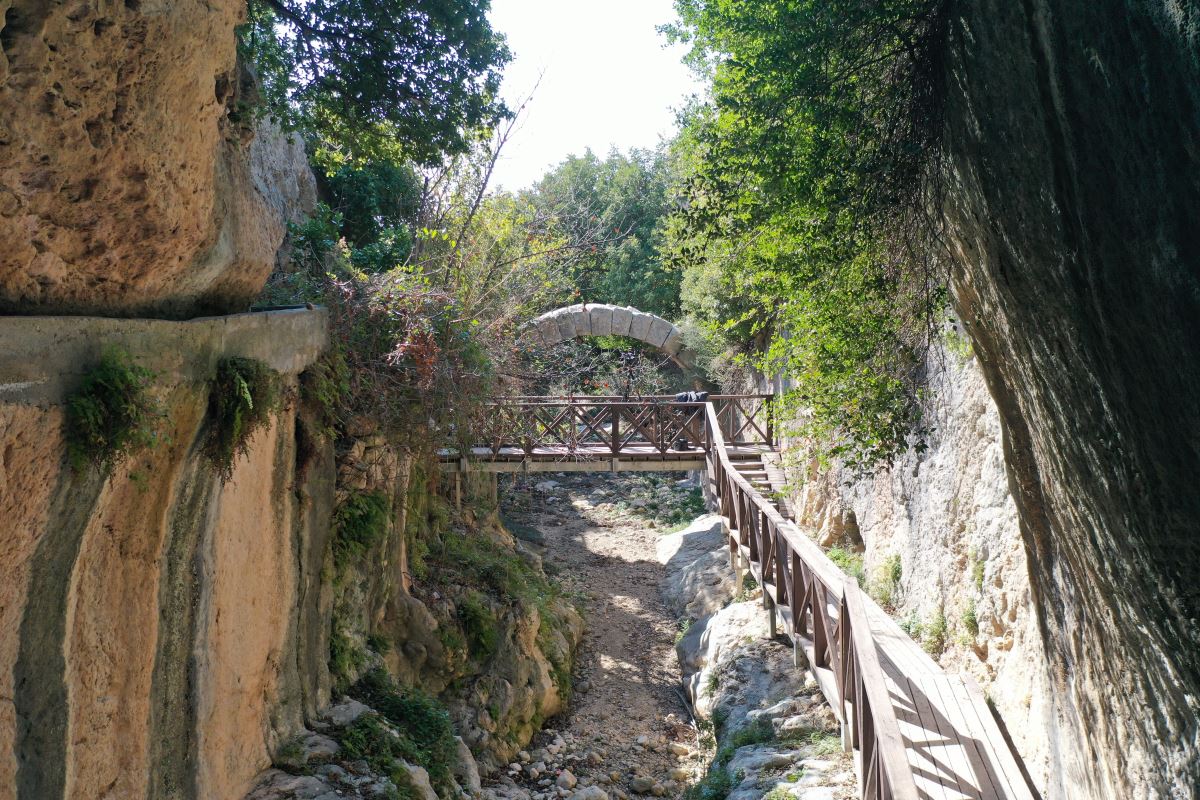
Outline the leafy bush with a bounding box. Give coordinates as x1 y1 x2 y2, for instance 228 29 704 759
457 591 500 663
333 491 391 568
65 347 160 472
963 598 979 637
206 357 281 481
352 670 459 794
924 607 948 656
300 351 349 438
827 547 865 587
329 627 367 694
870 553 903 608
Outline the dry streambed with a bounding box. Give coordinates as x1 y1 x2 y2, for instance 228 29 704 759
488 473 855 800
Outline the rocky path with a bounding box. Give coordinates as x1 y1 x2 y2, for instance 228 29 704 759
489 472 710 800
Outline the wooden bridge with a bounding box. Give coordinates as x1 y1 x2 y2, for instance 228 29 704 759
441 396 1038 800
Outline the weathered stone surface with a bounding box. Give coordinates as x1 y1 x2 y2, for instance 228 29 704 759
935 3 1200 795
610 307 634 336
660 330 683 357
588 306 613 336
787 347 1051 790
554 309 578 342
628 312 654 342
0 1 316 317
656 516 732 620
0 310 331 800
571 306 591 336
645 318 673 348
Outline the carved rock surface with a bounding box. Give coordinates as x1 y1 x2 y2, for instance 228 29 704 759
939 2 1200 796
0 0 314 317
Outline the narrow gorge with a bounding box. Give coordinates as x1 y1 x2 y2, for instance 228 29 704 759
2 1 1199 799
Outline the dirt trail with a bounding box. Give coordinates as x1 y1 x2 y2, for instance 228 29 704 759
495 472 708 800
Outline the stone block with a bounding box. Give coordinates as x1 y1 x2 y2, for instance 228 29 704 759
611 306 634 336
647 317 674 347
629 312 654 342
589 305 614 336
662 330 684 356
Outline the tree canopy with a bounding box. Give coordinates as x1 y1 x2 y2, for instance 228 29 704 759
241 0 511 164
663 0 952 470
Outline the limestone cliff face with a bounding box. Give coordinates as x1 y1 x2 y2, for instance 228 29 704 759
0 310 332 800
938 2 1200 796
328 443 583 774
0 0 314 317
789 347 1055 794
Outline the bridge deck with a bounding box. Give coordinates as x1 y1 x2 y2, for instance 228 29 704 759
454 396 1035 799
439 443 773 472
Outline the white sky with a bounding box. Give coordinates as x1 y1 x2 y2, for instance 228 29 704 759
487 0 703 191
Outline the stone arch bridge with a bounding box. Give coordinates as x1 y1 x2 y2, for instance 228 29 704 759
521 303 697 370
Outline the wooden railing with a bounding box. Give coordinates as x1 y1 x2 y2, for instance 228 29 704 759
476 399 709 456
702 402 919 800
492 393 772 450
471 394 773 457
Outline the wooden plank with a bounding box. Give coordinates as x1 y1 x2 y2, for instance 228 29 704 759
920 676 981 799
959 678 1038 800
892 674 952 800
843 583 920 800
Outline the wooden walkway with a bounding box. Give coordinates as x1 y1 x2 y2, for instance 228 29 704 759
445 396 1037 800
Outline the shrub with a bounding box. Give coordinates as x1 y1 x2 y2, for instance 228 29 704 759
923 607 948 656
352 670 459 794
334 491 391 568
457 591 500 662
971 554 986 592
329 626 367 694
963 598 979 637
65 347 161 472
870 553 903 608
827 547 865 587
206 357 281 481
300 350 349 438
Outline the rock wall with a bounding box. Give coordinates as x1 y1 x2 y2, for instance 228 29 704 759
0 0 315 317
938 2 1200 796
327 449 583 774
787 346 1055 794
0 310 333 800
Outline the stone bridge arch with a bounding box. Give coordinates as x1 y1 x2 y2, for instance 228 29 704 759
522 303 699 372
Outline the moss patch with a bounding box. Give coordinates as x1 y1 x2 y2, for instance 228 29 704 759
351 670 459 795
334 491 391 568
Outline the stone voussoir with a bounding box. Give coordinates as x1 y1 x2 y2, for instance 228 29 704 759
646 317 675 348
589 305 614 337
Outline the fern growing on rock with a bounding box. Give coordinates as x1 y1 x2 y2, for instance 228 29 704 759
206 356 281 481
65 347 161 472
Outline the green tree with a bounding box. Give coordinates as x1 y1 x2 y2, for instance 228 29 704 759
663 0 951 469
527 147 681 318
241 0 511 164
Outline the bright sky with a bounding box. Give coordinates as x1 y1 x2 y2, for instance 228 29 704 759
487 0 703 191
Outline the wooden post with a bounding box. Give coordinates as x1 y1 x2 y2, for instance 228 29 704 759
454 472 462 511
765 592 777 639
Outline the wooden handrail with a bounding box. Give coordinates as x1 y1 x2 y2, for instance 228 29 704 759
843 581 921 800
702 401 918 800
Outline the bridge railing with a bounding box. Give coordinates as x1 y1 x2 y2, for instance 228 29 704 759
702 402 920 800
491 394 775 448
472 398 711 457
